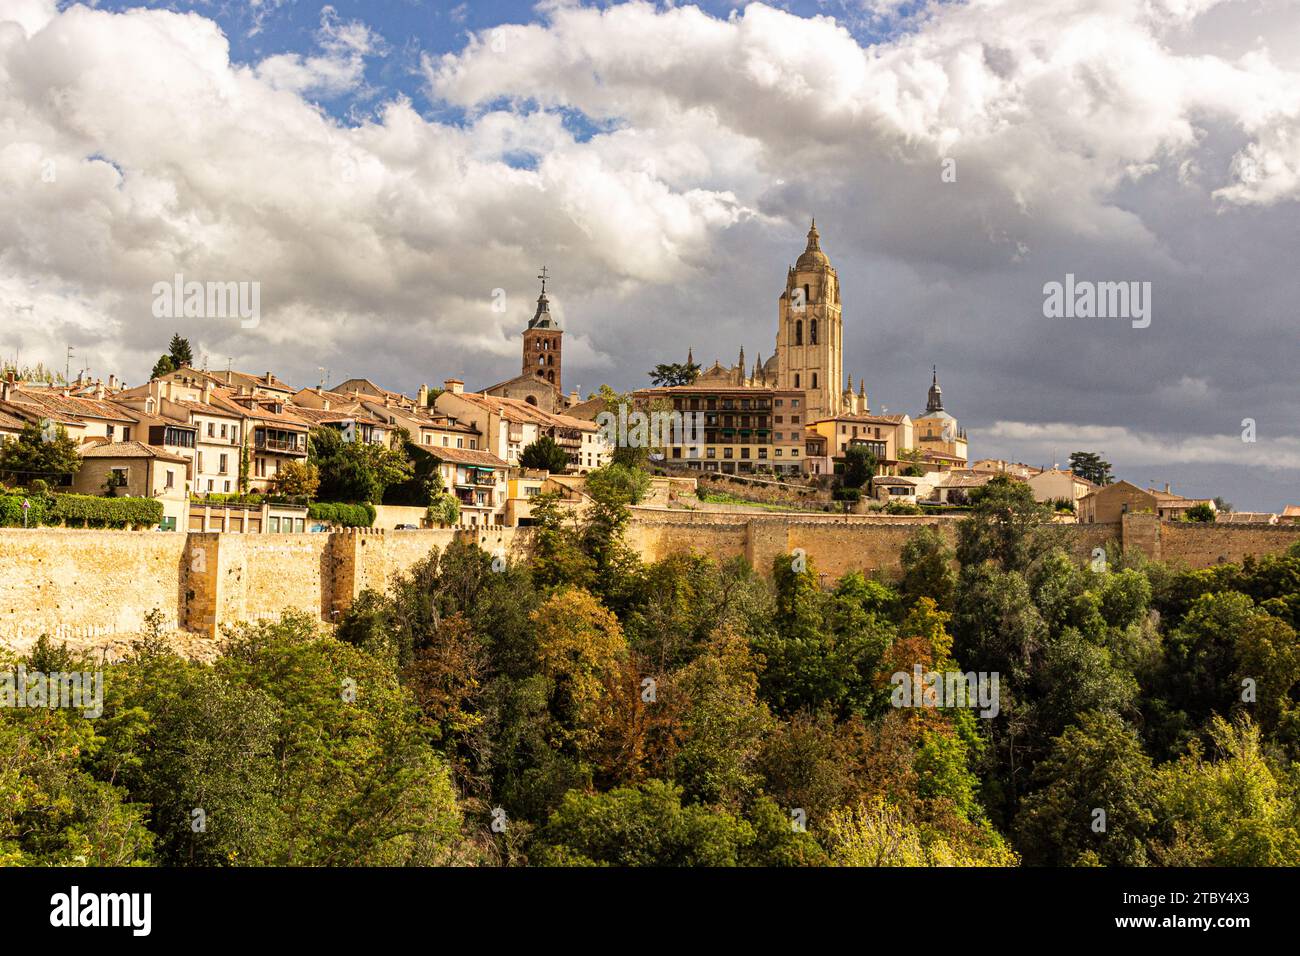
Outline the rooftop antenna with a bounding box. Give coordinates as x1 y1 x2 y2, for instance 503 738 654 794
64 345 75 384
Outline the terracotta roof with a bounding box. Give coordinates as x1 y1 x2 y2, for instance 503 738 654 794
0 408 26 430
451 391 597 430
80 441 189 464
421 446 508 468
171 367 296 394
290 406 386 428
8 388 136 423
937 473 995 488
816 413 909 426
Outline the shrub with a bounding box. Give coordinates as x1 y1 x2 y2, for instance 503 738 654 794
307 502 376 528
0 493 48 527
49 493 164 529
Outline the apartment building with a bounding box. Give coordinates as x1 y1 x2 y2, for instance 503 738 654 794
632 385 806 476
436 382 609 473
72 441 190 530
420 446 509 527
807 412 915 478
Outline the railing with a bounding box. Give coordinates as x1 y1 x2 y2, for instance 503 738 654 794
254 435 306 453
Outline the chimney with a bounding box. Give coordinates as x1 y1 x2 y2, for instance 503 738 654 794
94 382 105 400
202 381 214 403
443 378 464 395
1165 482 1171 494
265 372 273 384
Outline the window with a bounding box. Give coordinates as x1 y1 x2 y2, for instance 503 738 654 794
208 423 215 437
812 373 818 389
795 320 803 346
122 427 131 441
810 319 818 345
106 425 115 441
165 469 174 489
723 448 733 459
269 516 280 532
220 424 228 438
794 374 800 388
758 448 768 459
706 447 716 459
219 453 228 474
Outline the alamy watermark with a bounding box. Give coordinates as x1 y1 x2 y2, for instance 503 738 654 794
890 665 1000 718
1042 274 1151 329
152 273 260 329
595 407 705 450
1 665 103 718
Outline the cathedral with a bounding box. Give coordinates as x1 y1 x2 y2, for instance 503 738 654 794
691 220 873 420
660 220 968 475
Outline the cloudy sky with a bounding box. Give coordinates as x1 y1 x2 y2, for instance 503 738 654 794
1 0 1297 508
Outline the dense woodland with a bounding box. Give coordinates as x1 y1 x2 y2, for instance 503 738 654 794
4 472 1300 866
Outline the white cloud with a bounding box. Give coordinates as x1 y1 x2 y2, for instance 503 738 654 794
983 420 1300 470
0 0 1297 503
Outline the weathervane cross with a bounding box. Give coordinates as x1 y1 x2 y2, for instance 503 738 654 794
538 265 550 293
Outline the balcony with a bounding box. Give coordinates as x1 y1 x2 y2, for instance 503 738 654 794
254 431 306 455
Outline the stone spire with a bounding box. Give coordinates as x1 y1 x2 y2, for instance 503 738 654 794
926 366 944 414
527 266 558 330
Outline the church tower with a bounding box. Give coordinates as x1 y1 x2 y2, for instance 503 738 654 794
776 220 842 423
522 267 562 392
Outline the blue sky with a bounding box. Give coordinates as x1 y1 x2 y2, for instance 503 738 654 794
87 0 930 127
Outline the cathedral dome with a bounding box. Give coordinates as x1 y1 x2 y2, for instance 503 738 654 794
795 219 831 271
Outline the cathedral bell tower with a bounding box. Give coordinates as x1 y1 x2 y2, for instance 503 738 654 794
522 266 562 392
776 220 843 422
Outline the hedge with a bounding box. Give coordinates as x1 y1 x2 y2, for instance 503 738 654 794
0 494 49 527
50 494 164 528
307 502 376 528
0 493 163 529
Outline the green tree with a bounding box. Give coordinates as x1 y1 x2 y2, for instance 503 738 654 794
269 459 319 499
842 445 877 489
956 474 1056 573
167 334 194 368
648 361 700 387
1015 711 1156 866
1068 451 1113 486
532 780 756 866
520 435 569 473
0 420 82 485
899 526 958 610
309 426 413 503
1183 503 1216 522
150 354 176 380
